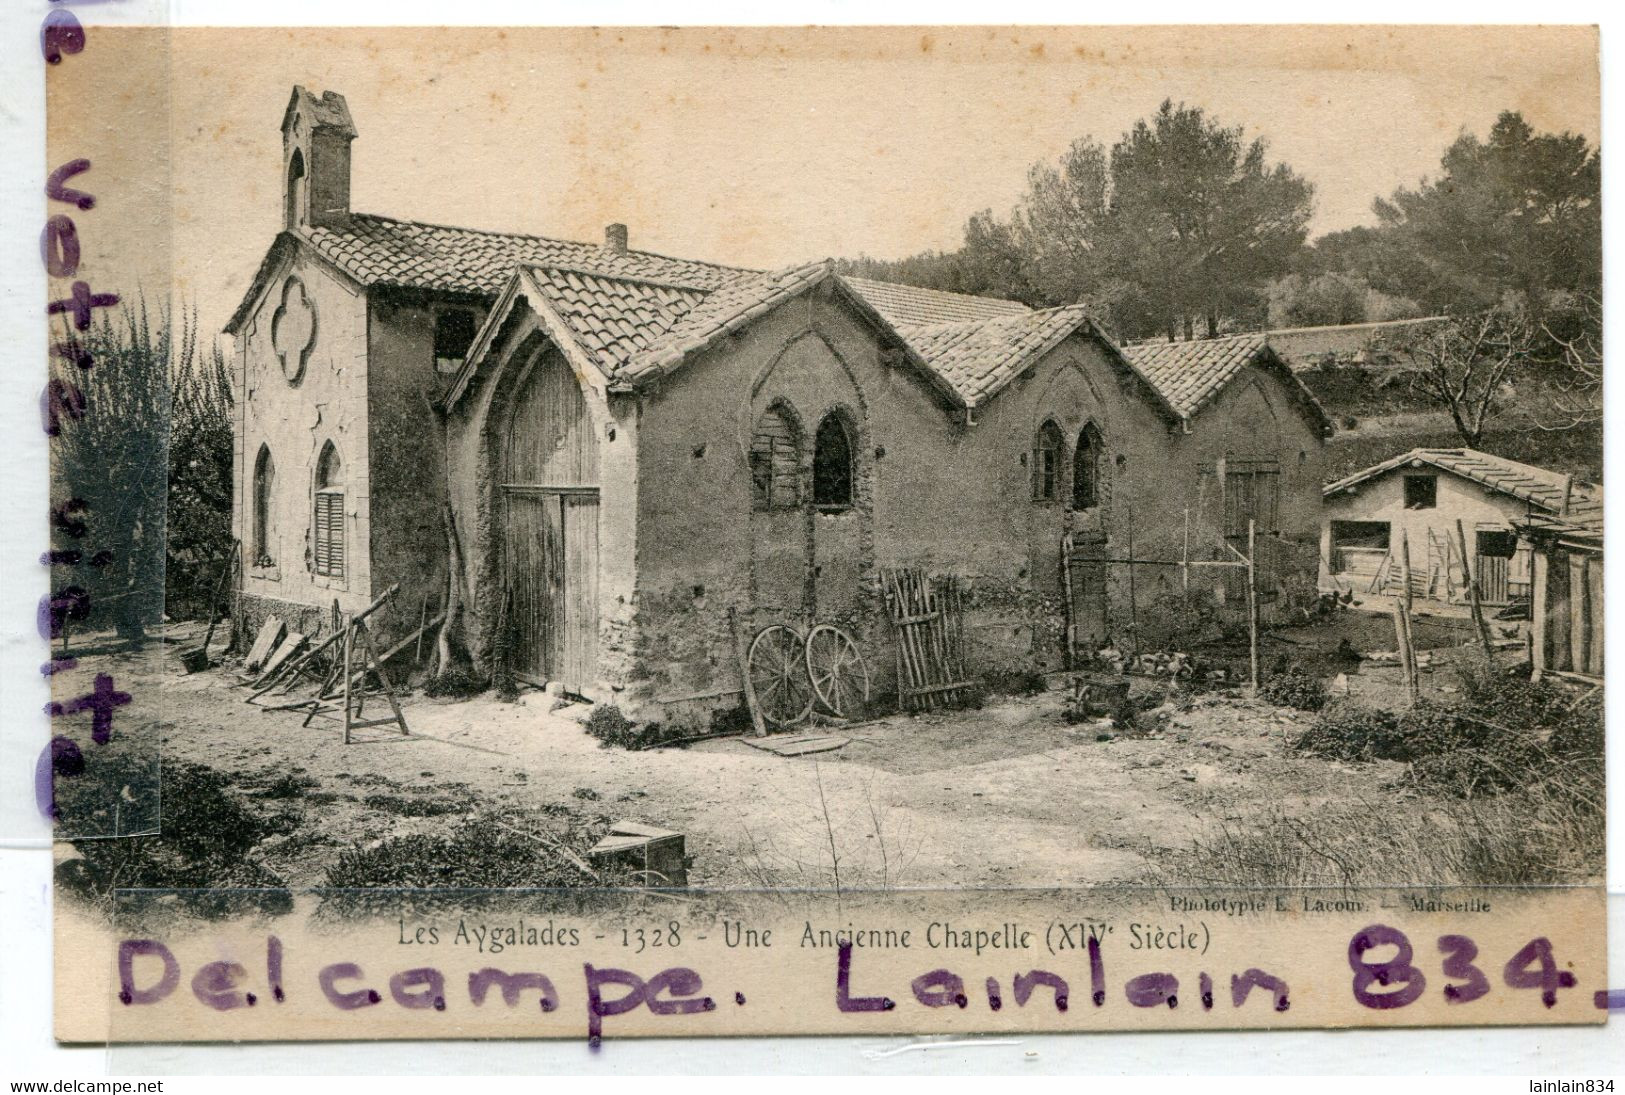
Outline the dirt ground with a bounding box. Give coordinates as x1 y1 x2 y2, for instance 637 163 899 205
47 605 1499 895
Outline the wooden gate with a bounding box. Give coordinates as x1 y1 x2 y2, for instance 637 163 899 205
501 347 599 697
1475 554 1510 605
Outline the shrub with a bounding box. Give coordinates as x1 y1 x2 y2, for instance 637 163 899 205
1295 663 1603 800
317 811 627 918
1294 701 1404 762
422 666 487 698
1260 663 1328 711
255 773 320 799
980 667 1048 698
584 704 689 750
361 792 474 817
56 759 293 922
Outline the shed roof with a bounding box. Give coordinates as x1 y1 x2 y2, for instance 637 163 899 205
1323 448 1601 517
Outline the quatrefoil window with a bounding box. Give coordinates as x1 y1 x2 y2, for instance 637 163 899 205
271 276 317 384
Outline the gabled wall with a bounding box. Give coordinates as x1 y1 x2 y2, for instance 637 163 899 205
1321 467 1537 598
627 292 1330 727
444 305 641 701
233 247 373 642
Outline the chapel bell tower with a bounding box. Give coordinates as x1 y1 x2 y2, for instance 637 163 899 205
281 86 356 232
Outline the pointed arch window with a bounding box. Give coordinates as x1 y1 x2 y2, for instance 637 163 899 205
252 445 276 567
750 404 801 511
812 412 855 511
1073 422 1102 510
285 148 306 230
312 442 345 578
1033 420 1063 502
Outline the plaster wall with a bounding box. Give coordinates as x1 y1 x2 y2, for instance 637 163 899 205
1321 468 1537 594
233 249 373 640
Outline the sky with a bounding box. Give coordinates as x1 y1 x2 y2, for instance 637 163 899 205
51 25 1599 342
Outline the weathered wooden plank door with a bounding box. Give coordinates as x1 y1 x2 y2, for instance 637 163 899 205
1222 461 1280 602
502 347 599 695
1068 540 1108 652
561 493 599 696
504 490 563 686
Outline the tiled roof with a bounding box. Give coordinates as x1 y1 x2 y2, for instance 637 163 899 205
303 213 755 297
620 262 849 385
449 261 953 410
227 213 759 334
1121 334 1271 419
522 265 708 376
896 306 1097 407
843 276 1031 327
1324 448 1602 517
235 212 1314 430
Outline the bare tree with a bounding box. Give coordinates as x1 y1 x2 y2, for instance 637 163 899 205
1398 308 1533 448
1531 290 1602 432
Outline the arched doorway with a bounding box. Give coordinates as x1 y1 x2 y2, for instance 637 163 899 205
501 347 599 696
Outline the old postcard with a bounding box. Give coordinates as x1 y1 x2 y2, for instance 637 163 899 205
36 22 1607 1045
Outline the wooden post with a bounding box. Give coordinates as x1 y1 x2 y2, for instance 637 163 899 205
1530 550 1549 680
359 620 409 736
341 622 354 745
1573 555 1592 674
1060 532 1076 672
200 539 240 659
1455 518 1494 660
1246 519 1259 691
1126 507 1139 658
729 607 767 737
1393 534 1421 704
1391 601 1416 703
1399 528 1414 616
1181 507 1190 594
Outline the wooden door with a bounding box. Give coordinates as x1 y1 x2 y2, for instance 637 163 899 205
503 489 599 696
562 493 599 696
504 489 564 686
1475 555 1510 605
1222 461 1280 602
501 348 600 695
1068 539 1108 652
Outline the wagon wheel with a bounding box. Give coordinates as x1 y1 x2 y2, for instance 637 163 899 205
747 624 815 728
805 625 870 717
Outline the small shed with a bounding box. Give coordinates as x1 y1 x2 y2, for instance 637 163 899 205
1320 448 1596 608
1516 501 1604 683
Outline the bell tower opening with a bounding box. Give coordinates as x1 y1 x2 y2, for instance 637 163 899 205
280 86 356 231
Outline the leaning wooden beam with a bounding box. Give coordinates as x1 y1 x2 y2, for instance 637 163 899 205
324 611 448 697
729 606 767 737
245 584 400 700
1455 518 1495 660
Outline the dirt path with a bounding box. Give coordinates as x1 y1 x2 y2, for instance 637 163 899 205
54 626 1404 893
